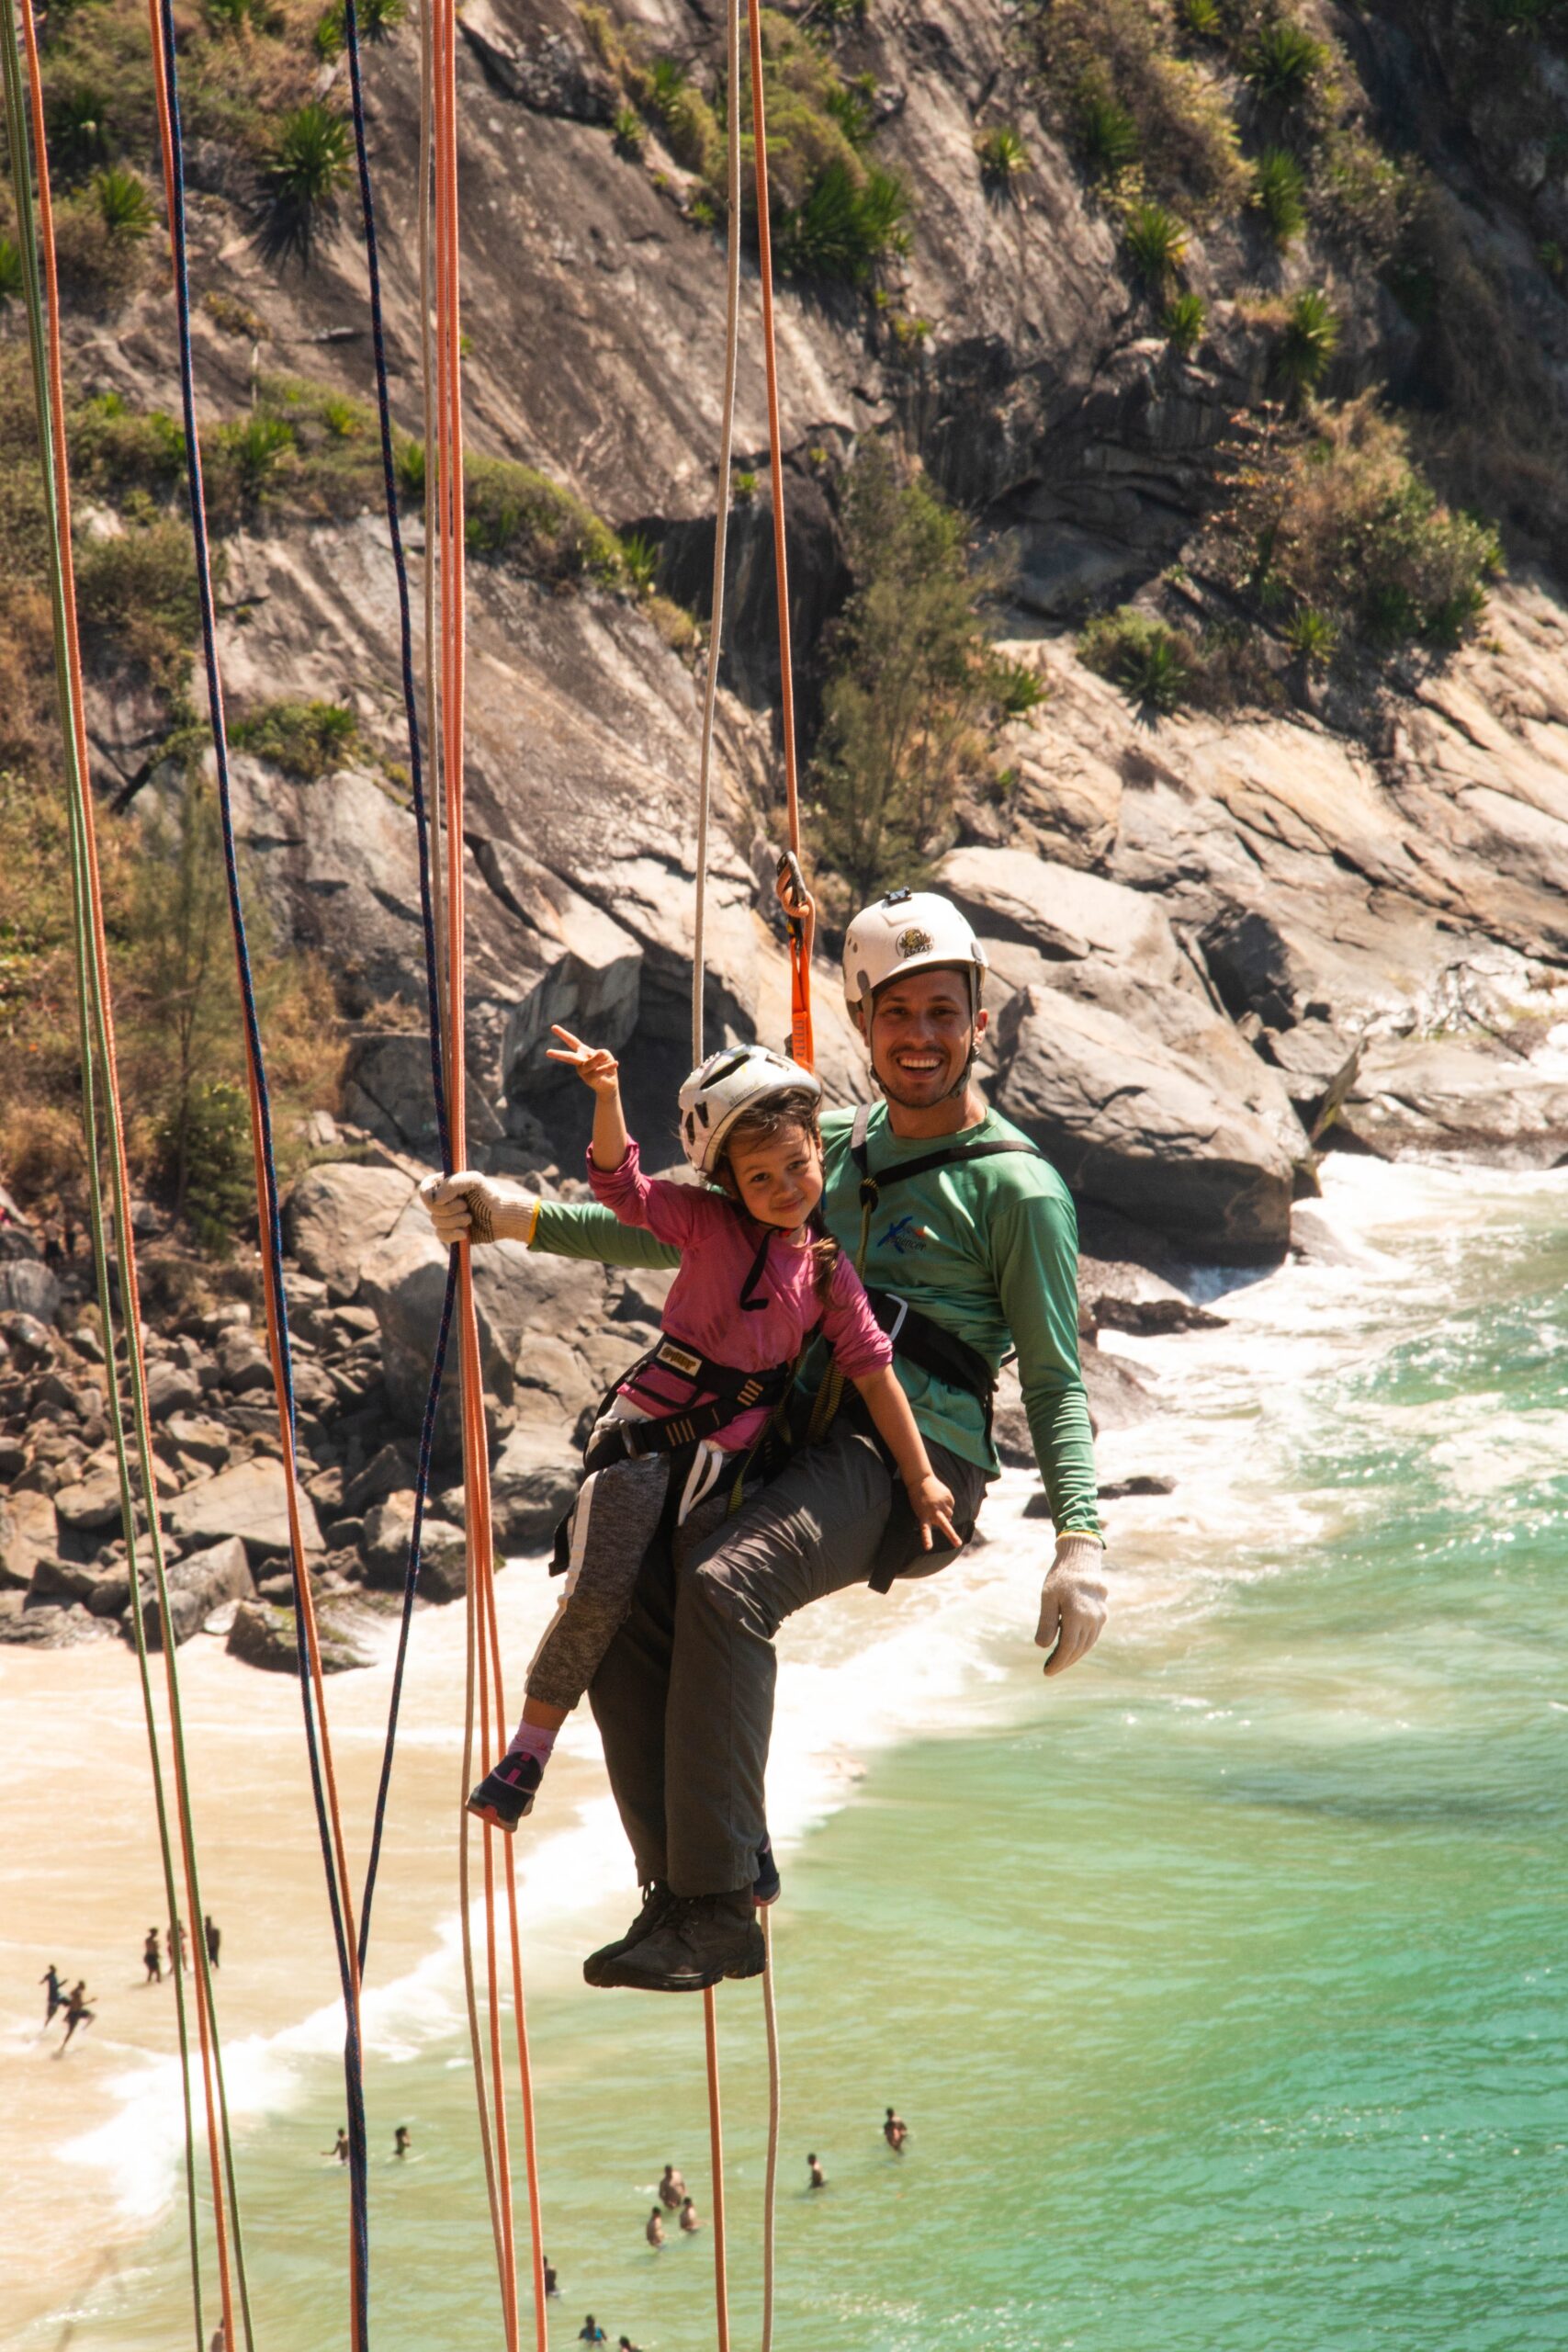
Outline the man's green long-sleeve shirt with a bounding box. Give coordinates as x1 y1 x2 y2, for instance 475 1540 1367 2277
530 1100 1099 1533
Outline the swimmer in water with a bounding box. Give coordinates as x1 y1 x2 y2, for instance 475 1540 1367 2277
658 2162 684 2210
393 2126 411 2158
645 2207 665 2249
322 2129 349 2165
883 2106 908 2154
807 2152 825 2189
679 2195 702 2234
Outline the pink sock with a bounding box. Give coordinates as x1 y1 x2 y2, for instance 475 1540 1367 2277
507 1720 558 1765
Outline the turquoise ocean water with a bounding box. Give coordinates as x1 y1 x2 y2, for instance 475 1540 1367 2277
30 1159 1568 2352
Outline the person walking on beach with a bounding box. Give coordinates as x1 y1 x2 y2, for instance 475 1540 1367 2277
60 1981 95 2049
423 886 1105 1992
40 1963 63 2027
658 2162 684 2211
645 2207 665 2248
883 2107 908 2154
807 2152 825 2189
679 2195 702 2234
323 2128 349 2164
205 1915 221 1970
578 2317 607 2343
143 1928 163 1984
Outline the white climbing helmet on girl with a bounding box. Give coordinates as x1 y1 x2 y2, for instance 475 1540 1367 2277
841 888 988 1018
678 1044 822 1177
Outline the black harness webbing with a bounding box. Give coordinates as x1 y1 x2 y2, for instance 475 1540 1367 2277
582 1335 798 1468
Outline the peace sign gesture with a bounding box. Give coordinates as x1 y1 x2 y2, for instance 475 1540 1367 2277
546 1025 621 1096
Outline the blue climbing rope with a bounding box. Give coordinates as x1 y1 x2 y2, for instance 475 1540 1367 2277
152 2 373 2335
338 0 459 1972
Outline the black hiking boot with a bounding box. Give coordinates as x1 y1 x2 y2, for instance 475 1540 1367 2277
582 1883 678 1987
752 1834 781 1908
591 1890 765 1992
466 1749 543 1833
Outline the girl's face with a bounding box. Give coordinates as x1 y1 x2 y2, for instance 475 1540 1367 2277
724 1125 824 1231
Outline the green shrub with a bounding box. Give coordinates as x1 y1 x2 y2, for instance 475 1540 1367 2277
733 469 758 505
1253 148 1306 247
1163 289 1207 353
464 456 626 584
825 75 877 148
1073 80 1141 177
349 0 405 38
0 237 22 309
95 165 154 242
212 412 297 506
45 80 111 179
321 393 363 441
1242 20 1326 112
73 520 200 692
977 126 1031 192
1285 605 1338 664
1274 286 1340 397
228 697 359 780
617 529 660 596
158 1079 255 1254
259 101 353 263
394 435 426 499
73 393 186 491
613 104 646 156
776 159 910 285
641 55 721 174
1122 199 1188 287
990 656 1048 718
1079 606 1192 711
1038 0 1248 214
1178 0 1222 33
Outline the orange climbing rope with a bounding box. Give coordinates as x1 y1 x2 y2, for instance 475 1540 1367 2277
425 0 549 2339
8 6 248 2341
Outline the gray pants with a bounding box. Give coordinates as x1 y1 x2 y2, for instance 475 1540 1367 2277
587 1418 987 1897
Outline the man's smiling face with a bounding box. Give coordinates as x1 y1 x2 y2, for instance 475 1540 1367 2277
861 967 987 1109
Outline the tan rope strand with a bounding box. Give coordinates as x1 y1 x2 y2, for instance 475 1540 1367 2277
761 1906 781 2352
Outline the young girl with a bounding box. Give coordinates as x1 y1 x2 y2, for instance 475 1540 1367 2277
466 1024 960 1831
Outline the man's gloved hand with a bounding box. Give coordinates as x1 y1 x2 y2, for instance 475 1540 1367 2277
1033 1532 1108 1678
417 1170 523 1248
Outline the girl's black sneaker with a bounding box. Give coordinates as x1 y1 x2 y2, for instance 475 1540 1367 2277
466 1750 544 1832
752 1833 781 1907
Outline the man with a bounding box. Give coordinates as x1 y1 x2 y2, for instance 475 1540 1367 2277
60 1980 95 2049
205 1914 221 1970
143 1928 163 1984
658 2162 684 2211
423 888 1106 1990
645 2208 665 2249
884 2107 908 2154
807 2152 825 2189
40 1962 63 2027
579 2317 607 2345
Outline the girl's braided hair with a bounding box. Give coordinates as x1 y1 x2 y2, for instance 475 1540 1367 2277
713 1086 840 1300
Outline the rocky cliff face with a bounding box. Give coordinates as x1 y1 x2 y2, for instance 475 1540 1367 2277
9 0 1568 1648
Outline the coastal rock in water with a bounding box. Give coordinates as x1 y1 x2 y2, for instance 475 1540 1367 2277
1081 1344 1162 1434
0 1599 118 1646
1346 1038 1568 1165
226 1597 371 1674
994 986 1298 1261
167 1458 324 1559
134 1536 257 1650
285 1161 418 1293
489 1421 582 1554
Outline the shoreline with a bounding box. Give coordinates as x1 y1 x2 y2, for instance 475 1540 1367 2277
8 1154 1564 2346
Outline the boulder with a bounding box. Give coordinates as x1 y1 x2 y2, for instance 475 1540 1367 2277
134 1538 255 1649
0 1488 59 1586
0 1599 116 1646
285 1162 418 1292
940 844 1192 992
1346 1037 1568 1164
488 1421 582 1554
226 1598 371 1674
994 986 1298 1261
215 1326 273 1394
166 1457 324 1558
360 1491 468 1600
145 1359 206 1419
53 1461 128 1533
0 1260 61 1324
3 1312 54 1368
160 1413 232 1471
1082 1344 1162 1433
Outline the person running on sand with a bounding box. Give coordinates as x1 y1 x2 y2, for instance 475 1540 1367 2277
883 2108 908 2154
454 1030 953 1869
143 1928 163 1984
40 1963 63 2027
807 2153 825 2189
205 1915 221 1970
60 1982 95 2048
424 885 1105 1996
645 2207 665 2248
393 2126 411 2158
658 2163 684 2211
323 2128 349 2164
679 2195 702 2234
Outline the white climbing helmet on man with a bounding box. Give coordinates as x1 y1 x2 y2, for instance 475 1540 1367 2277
841 887 988 1019
678 1043 822 1177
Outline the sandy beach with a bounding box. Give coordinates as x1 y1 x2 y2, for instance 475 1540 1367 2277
0 1561 616 2343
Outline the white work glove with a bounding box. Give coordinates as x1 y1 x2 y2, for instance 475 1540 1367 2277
1033 1532 1108 1678
418 1169 518 1248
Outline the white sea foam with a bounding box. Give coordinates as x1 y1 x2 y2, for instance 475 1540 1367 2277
59 1153 1568 2226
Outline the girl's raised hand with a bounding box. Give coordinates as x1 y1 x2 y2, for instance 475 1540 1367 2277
547 1024 621 1094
